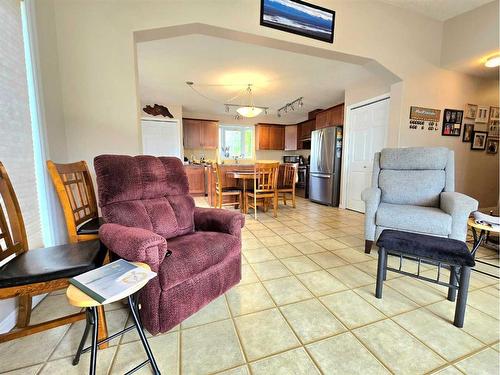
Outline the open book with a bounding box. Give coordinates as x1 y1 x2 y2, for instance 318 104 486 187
69 259 157 304
473 211 500 230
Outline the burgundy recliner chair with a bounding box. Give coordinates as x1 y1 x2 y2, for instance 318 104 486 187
94 155 244 334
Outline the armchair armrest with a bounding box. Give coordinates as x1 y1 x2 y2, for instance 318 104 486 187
361 187 381 241
440 192 478 241
194 207 245 238
99 223 169 272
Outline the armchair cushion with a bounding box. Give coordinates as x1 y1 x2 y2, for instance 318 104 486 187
376 203 452 236
159 231 240 289
440 192 478 241
361 187 381 241
194 207 245 238
99 223 168 272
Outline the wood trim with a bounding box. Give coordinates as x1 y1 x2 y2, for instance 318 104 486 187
182 117 219 123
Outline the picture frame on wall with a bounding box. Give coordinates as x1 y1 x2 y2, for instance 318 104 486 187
462 123 474 142
486 138 499 154
260 0 336 43
465 104 478 119
442 109 463 136
489 106 499 123
471 131 488 150
476 106 489 123
488 123 499 138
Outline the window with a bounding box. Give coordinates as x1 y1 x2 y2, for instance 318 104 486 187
220 125 253 160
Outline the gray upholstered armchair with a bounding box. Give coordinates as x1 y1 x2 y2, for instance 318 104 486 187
361 147 478 254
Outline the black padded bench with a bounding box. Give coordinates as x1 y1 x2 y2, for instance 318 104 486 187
375 229 475 328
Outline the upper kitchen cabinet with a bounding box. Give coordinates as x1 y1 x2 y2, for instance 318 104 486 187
183 118 219 149
284 125 298 151
297 119 314 141
315 104 344 129
255 123 285 150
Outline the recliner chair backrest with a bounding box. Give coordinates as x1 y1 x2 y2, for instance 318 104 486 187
94 155 195 239
373 147 454 207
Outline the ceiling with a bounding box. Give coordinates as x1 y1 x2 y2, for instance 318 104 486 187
136 35 378 123
380 0 494 21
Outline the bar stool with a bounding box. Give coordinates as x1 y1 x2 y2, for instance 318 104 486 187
66 263 161 375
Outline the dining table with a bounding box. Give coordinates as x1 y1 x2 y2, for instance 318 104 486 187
226 170 256 212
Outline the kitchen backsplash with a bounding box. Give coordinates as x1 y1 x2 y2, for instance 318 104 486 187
184 148 310 164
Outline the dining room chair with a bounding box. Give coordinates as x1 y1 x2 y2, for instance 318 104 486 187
278 163 298 208
47 160 102 244
245 162 279 219
214 163 242 209
0 162 106 344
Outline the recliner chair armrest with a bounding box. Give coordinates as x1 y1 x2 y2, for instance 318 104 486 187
99 223 168 272
440 192 478 216
361 187 381 204
194 207 245 238
361 187 381 241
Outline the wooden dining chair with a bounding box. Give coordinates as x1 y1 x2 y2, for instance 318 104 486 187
214 163 242 209
47 160 101 244
278 163 298 208
0 162 107 344
245 162 279 219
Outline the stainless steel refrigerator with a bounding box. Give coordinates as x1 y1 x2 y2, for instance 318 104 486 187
309 126 342 206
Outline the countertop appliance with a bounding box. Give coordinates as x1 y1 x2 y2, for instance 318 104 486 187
283 155 304 165
309 126 342 206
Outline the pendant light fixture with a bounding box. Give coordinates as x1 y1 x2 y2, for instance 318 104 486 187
236 85 263 118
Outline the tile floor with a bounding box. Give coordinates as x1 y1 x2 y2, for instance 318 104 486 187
1 197 499 374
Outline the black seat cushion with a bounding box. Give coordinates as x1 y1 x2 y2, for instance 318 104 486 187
77 217 104 235
222 187 241 193
377 230 474 267
0 240 107 288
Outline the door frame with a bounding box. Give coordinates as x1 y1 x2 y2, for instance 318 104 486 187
339 93 390 210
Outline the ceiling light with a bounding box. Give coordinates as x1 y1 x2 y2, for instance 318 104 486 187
236 106 263 118
485 55 500 68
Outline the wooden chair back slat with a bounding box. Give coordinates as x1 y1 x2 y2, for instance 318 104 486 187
47 160 98 243
254 162 279 193
214 163 223 192
280 163 298 189
0 162 28 261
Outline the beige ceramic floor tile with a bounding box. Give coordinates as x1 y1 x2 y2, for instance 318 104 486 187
234 308 300 361
181 320 245 375
251 229 278 238
250 347 320 375
467 290 499 319
353 259 400 280
306 332 390 375
242 238 265 250
243 247 276 263
0 326 69 372
226 282 275 316
430 366 464 375
181 295 230 328
283 233 310 244
215 365 250 375
51 308 129 360
251 260 292 281
30 294 83 325
393 308 483 361
426 300 499 344
297 270 348 296
292 241 327 254
40 347 117 375
327 265 375 288
315 238 349 251
259 235 288 247
455 348 500 375
280 299 346 343
263 276 313 305
337 236 365 247
272 226 297 235
334 248 373 264
353 284 419 316
354 319 446 375
385 277 447 305
302 231 330 241
281 255 322 274
320 290 386 328
308 252 347 268
267 244 302 259
2 364 42 375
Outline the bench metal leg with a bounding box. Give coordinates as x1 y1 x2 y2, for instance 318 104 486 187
454 266 471 328
89 307 99 375
376 247 386 298
73 309 92 365
447 266 458 302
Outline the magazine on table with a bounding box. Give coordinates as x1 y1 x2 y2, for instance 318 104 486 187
69 259 157 304
472 211 500 230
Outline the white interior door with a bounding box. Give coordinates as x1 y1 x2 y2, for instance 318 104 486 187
346 98 390 212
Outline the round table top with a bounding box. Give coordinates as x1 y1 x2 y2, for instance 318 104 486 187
226 171 256 179
66 262 150 308
467 218 500 233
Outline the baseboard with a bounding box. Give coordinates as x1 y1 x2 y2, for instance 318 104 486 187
0 295 46 334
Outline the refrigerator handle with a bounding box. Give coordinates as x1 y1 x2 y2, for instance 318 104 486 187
317 131 322 171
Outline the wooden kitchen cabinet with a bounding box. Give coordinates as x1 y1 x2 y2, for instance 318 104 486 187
255 124 285 150
285 125 298 151
184 165 205 195
183 118 219 149
315 104 344 129
297 119 314 140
